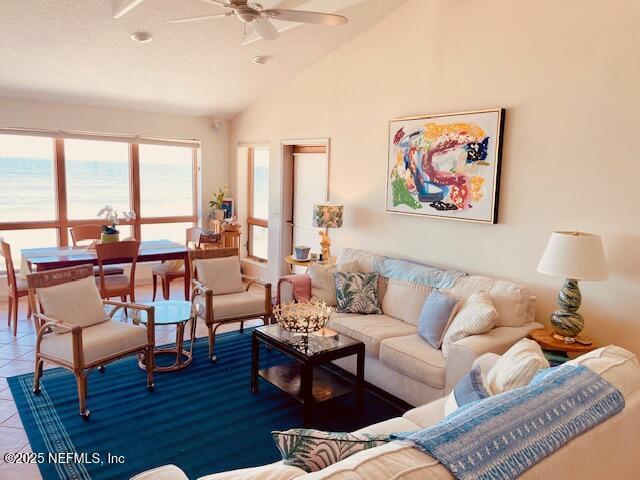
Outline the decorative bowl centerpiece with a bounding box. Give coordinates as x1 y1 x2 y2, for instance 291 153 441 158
273 301 332 334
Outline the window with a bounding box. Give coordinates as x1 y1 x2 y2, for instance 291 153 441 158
0 130 199 271
0 134 56 222
65 139 130 219
139 144 194 218
247 146 269 261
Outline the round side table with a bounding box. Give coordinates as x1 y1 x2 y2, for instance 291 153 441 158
284 255 336 273
528 328 597 365
132 300 197 372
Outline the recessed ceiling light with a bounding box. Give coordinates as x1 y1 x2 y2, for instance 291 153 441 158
131 32 153 43
252 55 270 65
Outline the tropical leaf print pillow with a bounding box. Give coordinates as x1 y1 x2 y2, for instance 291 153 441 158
272 429 389 472
334 271 382 314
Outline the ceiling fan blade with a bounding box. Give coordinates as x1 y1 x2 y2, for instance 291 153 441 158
264 9 348 26
201 0 232 6
252 18 279 41
113 0 146 19
168 12 233 24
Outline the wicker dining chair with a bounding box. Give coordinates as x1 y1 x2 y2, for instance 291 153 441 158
152 227 203 301
69 224 126 277
0 240 31 336
27 264 155 419
189 247 272 363
95 240 139 302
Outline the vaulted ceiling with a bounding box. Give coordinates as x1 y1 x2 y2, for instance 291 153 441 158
0 0 405 117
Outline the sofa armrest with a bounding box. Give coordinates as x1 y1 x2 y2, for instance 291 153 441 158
130 465 189 480
473 352 501 374
197 463 303 480
445 322 542 391
402 397 447 428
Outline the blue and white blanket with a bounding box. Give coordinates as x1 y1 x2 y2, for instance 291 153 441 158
392 365 624 480
373 257 465 289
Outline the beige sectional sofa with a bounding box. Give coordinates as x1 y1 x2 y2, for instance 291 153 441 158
134 346 640 480
281 248 541 406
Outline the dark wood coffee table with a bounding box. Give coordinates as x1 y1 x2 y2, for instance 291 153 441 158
251 325 365 425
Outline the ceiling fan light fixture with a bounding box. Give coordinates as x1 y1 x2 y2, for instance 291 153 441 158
252 55 270 65
131 31 153 43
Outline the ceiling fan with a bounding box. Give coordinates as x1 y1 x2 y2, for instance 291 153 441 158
113 0 349 41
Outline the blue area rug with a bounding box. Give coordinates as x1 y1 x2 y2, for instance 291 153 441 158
9 329 409 480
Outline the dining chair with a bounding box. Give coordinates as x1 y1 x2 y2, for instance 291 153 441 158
69 224 125 277
27 264 155 419
189 247 272 363
95 240 140 303
152 227 203 301
0 240 31 336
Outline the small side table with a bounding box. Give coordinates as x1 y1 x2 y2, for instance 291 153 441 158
528 328 597 366
132 300 197 372
284 255 336 273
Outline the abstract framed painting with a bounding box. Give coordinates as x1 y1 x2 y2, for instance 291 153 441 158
386 109 505 224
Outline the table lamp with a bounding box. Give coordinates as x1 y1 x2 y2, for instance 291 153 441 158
537 231 608 343
312 204 343 260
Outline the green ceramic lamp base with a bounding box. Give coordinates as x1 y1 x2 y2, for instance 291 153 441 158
550 278 584 339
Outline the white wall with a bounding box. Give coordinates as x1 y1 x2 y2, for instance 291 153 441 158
229 0 640 353
0 96 229 297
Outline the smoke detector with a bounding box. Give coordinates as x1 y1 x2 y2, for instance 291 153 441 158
131 32 153 43
252 55 270 65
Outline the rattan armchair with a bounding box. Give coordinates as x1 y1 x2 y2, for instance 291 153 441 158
27 264 155 419
189 248 272 363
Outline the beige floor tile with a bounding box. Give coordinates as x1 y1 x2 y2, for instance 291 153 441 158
0 361 36 378
0 425 29 455
0 399 18 424
0 457 42 480
0 388 13 401
2 413 23 429
0 344 34 361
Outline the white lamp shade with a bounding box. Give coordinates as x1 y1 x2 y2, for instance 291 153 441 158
537 231 608 281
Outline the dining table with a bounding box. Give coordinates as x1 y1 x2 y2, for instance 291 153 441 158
20 240 191 300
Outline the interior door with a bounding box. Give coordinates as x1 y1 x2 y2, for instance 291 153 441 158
292 152 328 256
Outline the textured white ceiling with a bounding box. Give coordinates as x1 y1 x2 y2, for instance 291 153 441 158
0 0 405 118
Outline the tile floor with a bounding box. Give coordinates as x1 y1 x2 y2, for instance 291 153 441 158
0 284 263 479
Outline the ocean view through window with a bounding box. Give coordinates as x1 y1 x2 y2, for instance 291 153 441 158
0 130 199 273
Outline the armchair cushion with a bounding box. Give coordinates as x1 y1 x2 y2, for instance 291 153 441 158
40 319 148 364
194 291 266 322
38 276 109 333
195 256 244 295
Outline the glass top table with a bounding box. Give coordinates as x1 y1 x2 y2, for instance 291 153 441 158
251 324 365 425
131 301 197 372
131 300 194 325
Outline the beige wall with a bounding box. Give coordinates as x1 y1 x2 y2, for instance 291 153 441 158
0 96 229 295
229 0 640 353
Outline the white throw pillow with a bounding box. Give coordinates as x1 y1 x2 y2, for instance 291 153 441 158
567 345 640 398
195 256 244 296
38 276 109 333
308 261 359 306
486 338 550 394
441 291 498 357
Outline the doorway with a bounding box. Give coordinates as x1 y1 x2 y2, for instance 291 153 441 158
280 140 329 275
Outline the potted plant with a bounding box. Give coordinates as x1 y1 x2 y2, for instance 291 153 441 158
97 205 136 243
209 185 229 221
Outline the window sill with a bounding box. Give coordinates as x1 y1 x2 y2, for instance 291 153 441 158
242 257 268 268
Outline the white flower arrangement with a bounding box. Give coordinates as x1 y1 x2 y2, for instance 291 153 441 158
97 205 136 231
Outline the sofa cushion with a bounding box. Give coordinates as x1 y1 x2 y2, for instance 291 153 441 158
329 315 416 356
444 275 532 328
441 291 498 357
38 276 109 333
335 248 383 273
308 261 359 306
301 442 447 480
355 417 419 436
272 429 389 473
418 291 460 348
381 279 432 326
379 334 446 388
486 338 549 394
567 345 640 398
402 397 447 428
194 291 265 321
195 256 244 296
444 365 492 416
40 319 148 365
199 463 305 480
334 272 382 315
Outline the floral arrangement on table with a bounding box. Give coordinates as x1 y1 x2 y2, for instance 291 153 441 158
97 205 136 243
